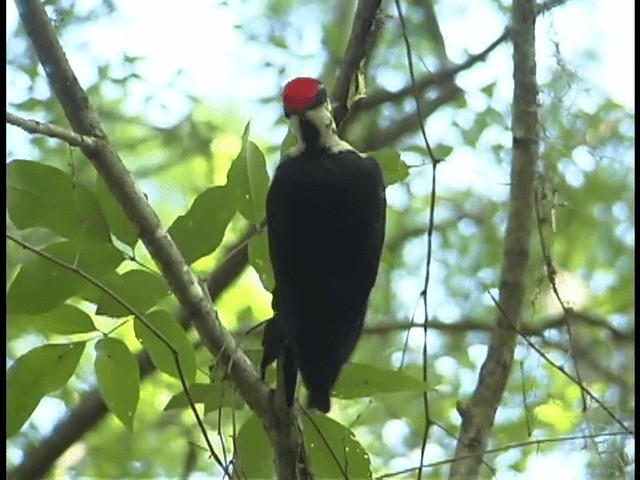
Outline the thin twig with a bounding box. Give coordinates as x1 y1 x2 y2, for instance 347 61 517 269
533 178 587 411
393 0 442 477
519 362 532 437
489 291 633 435
6 110 99 148
376 430 632 478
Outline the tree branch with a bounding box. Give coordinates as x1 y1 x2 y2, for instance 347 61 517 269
331 0 383 126
341 0 570 145
348 0 568 119
14 0 269 417
365 311 634 342
354 30 509 115
13 1 303 478
360 82 463 151
449 0 539 477
6 110 99 148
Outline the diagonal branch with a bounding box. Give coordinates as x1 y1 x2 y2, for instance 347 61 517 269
12 1 304 478
348 0 568 118
488 292 632 435
14 0 269 419
354 30 508 114
341 0 571 146
360 82 463 151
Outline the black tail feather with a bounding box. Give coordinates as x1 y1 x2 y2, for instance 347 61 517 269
283 346 297 408
261 316 299 408
307 389 331 413
260 315 286 380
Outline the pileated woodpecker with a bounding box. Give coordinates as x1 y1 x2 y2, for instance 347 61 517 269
260 77 386 413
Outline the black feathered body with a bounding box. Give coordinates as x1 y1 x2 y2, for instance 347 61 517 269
265 145 386 412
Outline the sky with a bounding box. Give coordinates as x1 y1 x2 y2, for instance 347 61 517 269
6 0 634 477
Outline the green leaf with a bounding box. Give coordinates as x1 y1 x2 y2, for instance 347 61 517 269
332 363 431 399
95 176 139 248
302 412 372 479
481 81 497 97
234 411 371 479
94 337 140 431
7 342 85 438
367 149 409 185
133 310 196 384
8 303 95 334
406 144 453 162
95 269 170 317
163 382 242 411
168 186 236 265
432 144 453 161
226 123 270 224
234 413 274 479
7 159 110 241
248 231 274 292
163 383 217 409
7 239 124 315
6 388 39 440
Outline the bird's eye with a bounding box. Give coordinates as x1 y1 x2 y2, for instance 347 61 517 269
283 107 291 119
315 87 328 108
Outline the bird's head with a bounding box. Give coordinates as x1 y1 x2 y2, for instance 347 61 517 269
282 77 351 154
282 77 328 117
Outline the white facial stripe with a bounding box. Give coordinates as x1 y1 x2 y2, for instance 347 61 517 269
286 100 358 156
302 101 335 138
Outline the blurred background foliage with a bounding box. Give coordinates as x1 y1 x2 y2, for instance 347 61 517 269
6 0 634 478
